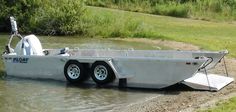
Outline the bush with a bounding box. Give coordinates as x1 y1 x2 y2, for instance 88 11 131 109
35 0 86 35
153 3 189 18
0 0 86 35
0 0 9 32
80 7 158 38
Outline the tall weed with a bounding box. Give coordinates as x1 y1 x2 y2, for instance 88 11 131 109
152 2 189 18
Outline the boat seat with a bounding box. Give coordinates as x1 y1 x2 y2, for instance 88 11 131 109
15 34 44 56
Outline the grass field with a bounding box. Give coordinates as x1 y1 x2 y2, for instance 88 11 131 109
86 0 236 21
85 6 236 57
198 97 236 112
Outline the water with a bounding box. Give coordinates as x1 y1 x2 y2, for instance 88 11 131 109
0 37 164 112
0 77 160 112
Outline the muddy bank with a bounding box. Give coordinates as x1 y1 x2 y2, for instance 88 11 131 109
111 38 236 112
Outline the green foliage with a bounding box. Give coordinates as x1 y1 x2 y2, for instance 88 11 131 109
34 0 86 35
0 0 85 35
81 7 158 38
152 2 189 18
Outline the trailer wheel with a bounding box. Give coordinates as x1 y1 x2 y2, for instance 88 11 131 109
91 61 115 85
64 60 87 83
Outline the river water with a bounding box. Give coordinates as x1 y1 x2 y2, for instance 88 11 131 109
0 37 164 112
0 77 161 112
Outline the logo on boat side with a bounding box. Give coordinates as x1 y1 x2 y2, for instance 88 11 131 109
12 57 29 63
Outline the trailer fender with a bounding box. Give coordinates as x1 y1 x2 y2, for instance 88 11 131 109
107 59 134 79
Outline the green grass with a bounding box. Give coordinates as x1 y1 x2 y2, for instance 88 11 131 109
198 97 236 112
86 0 236 21
85 6 236 57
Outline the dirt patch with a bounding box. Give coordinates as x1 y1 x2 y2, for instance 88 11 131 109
111 38 236 112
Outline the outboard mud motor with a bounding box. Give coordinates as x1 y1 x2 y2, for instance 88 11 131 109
5 17 44 55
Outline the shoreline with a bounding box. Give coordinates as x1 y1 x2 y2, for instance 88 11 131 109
111 38 236 112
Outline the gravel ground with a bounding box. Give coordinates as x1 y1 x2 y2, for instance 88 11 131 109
111 38 236 112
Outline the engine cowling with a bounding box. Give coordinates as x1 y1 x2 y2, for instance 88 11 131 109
15 35 44 56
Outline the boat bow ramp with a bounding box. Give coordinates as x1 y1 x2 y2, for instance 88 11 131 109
183 73 234 91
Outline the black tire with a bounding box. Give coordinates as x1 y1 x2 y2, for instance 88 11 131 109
64 60 87 84
91 61 115 85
